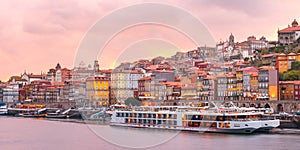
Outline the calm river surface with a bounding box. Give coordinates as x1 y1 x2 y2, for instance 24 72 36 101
1 116 299 150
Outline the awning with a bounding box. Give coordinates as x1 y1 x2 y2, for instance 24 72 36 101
138 96 156 99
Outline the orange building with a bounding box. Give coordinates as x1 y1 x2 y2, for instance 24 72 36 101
279 81 294 100
276 53 300 73
276 53 288 73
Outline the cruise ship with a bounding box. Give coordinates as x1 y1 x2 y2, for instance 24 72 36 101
110 102 280 134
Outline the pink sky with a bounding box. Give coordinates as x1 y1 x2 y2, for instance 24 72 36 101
1 0 300 81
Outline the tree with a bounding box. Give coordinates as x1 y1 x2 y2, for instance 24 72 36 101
261 48 268 55
291 61 300 70
244 57 249 62
124 97 142 106
282 70 300 81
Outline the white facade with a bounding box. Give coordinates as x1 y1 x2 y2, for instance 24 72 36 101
111 71 144 103
2 83 19 103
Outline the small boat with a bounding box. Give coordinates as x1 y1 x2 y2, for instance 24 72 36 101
0 102 8 115
79 107 110 121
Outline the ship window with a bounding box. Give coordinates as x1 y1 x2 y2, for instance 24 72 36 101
217 116 224 121
219 123 224 128
163 114 167 119
211 122 217 127
158 120 162 124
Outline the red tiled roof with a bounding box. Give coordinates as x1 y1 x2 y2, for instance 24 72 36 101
100 69 113 73
278 26 300 33
236 41 249 46
250 72 258 77
138 77 151 81
165 82 181 87
279 81 294 84
86 76 109 81
259 66 276 70
294 81 300 84
262 53 279 58
28 74 44 78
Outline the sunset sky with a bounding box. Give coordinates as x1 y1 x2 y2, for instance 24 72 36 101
1 0 300 81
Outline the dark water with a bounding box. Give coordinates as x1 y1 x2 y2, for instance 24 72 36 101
1 117 299 150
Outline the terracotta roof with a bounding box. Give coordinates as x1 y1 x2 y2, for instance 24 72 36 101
234 61 247 66
250 72 258 77
51 82 64 86
262 53 279 58
100 69 113 73
279 81 294 84
236 41 249 46
165 82 181 87
278 26 300 33
86 76 109 81
259 66 276 70
28 74 44 78
294 81 300 84
138 77 151 81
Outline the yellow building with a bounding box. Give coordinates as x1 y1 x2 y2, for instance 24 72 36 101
86 76 109 107
236 70 243 100
250 72 259 100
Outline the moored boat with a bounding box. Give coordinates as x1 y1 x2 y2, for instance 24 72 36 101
0 102 8 115
110 102 280 134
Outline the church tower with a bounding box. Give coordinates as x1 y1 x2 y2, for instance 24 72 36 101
229 33 234 45
94 60 100 72
55 63 61 70
292 19 298 27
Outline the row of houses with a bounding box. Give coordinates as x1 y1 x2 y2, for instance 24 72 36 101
1 58 300 107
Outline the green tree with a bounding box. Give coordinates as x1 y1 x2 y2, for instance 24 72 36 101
124 97 142 106
291 61 300 70
261 48 268 55
282 70 300 81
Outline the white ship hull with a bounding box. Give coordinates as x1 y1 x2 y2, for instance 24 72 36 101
110 105 280 134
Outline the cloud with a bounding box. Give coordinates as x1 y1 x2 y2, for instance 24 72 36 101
1 0 300 80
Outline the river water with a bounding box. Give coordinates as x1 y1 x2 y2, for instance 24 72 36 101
0 117 299 150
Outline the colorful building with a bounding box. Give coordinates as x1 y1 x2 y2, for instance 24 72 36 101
249 72 259 100
85 76 110 107
111 70 144 104
216 75 227 101
294 81 300 101
258 66 278 100
236 70 243 100
227 72 238 101
279 81 294 100
278 19 300 46
276 53 300 73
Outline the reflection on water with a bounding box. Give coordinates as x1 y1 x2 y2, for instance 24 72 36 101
0 117 299 150
88 124 180 148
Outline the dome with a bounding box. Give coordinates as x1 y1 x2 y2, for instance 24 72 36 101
292 19 298 27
